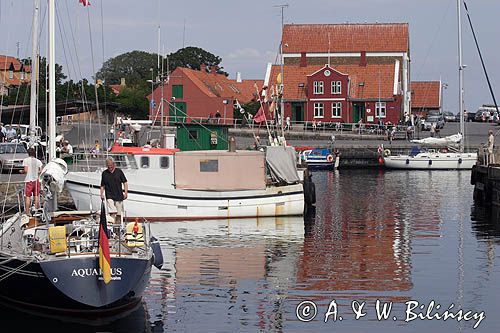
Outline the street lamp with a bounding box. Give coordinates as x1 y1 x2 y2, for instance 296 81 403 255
223 99 229 125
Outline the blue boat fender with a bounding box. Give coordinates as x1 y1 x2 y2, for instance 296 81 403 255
150 236 164 269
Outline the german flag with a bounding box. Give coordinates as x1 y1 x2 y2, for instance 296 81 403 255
99 201 111 284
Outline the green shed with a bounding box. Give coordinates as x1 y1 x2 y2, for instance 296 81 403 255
176 123 229 151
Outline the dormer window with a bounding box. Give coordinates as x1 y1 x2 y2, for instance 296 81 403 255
20 71 25 80
9 70 13 80
313 81 324 94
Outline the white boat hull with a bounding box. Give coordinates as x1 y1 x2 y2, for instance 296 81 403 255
65 173 304 220
383 152 477 170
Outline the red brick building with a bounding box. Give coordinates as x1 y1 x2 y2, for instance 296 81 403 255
411 81 441 116
147 65 263 124
265 23 410 124
0 55 31 96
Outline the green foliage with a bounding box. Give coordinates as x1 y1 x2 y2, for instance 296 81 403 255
96 50 157 89
233 101 260 120
167 46 227 75
114 87 149 119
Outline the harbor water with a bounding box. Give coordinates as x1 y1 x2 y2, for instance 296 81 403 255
1 169 499 332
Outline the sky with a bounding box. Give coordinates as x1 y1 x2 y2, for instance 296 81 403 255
0 0 499 114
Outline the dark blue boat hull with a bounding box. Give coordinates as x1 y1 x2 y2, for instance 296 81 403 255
0 252 152 317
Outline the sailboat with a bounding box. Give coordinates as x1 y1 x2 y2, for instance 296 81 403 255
0 0 161 317
383 0 478 170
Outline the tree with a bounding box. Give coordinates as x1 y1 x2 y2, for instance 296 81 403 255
167 46 227 75
114 87 149 118
96 50 158 89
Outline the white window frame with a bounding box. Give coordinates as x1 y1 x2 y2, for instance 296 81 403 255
314 102 324 118
20 72 25 80
313 81 324 95
375 101 387 118
331 102 342 118
9 70 13 80
331 81 342 94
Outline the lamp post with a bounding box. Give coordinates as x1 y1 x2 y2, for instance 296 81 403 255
223 99 228 125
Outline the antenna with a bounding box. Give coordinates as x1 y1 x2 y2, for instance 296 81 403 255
16 41 20 59
182 18 186 48
157 0 161 72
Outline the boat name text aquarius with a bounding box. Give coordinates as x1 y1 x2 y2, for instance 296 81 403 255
71 267 123 279
295 300 485 329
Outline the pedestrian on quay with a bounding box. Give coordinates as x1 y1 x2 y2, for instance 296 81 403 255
6 126 17 141
285 116 291 131
312 119 317 131
0 123 5 142
100 157 128 224
215 110 221 124
21 148 43 214
430 123 436 137
487 130 495 165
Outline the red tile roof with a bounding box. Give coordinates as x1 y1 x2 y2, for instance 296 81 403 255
282 23 409 53
411 81 440 108
268 63 397 100
110 84 125 95
176 67 263 104
0 55 31 86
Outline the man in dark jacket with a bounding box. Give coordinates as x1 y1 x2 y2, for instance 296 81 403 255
100 157 128 224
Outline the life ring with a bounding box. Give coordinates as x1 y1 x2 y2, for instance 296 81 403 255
383 149 391 157
327 154 334 162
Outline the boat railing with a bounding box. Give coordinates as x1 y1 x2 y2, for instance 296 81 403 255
68 153 138 172
26 221 150 258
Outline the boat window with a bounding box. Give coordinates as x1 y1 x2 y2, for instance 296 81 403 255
141 156 150 168
160 156 169 169
188 130 198 140
200 159 218 172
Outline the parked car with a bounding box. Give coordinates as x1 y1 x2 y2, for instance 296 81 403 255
475 110 491 122
0 143 28 172
421 115 445 131
443 111 456 122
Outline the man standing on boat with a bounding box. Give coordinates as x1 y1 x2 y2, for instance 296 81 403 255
100 157 128 224
21 148 43 214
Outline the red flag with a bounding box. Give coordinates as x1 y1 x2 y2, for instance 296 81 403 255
99 201 111 284
254 107 266 124
79 0 91 6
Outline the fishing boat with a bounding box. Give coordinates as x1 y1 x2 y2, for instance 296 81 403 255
0 0 162 317
383 0 478 170
65 143 305 220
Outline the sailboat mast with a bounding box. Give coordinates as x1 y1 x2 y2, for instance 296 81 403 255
457 0 465 152
29 0 40 147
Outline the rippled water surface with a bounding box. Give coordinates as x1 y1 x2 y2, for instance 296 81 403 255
2 170 500 332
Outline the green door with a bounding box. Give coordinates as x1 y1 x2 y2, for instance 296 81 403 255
169 102 186 123
353 103 365 123
292 103 303 122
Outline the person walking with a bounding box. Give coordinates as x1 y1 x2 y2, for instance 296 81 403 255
487 130 495 165
21 148 43 214
0 123 5 142
100 157 128 224
215 110 221 124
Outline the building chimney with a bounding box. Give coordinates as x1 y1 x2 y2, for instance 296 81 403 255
236 72 242 83
200 63 206 72
300 52 307 67
360 51 367 67
120 77 126 86
211 65 217 74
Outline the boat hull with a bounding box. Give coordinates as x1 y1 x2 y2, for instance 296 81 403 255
0 253 151 316
383 153 477 170
66 176 304 220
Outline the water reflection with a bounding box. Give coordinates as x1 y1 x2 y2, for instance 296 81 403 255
0 302 156 332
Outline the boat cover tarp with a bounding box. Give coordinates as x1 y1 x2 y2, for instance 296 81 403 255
266 146 300 184
410 133 462 146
